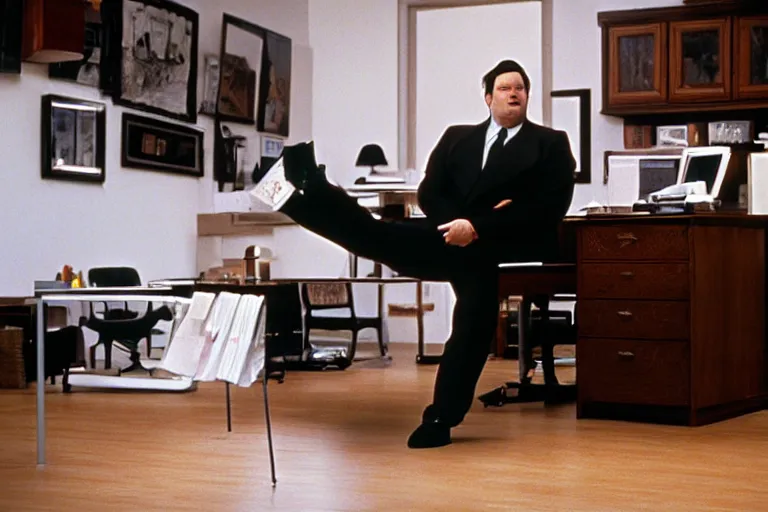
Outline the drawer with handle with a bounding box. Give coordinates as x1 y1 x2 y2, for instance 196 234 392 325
579 262 689 300
577 338 690 406
579 225 689 261
578 299 689 340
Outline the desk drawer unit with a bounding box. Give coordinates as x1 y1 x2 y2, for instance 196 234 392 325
580 224 689 261
577 338 690 406
574 218 767 426
579 262 689 300
578 299 689 340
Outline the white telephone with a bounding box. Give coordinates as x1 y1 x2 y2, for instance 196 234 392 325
634 181 716 213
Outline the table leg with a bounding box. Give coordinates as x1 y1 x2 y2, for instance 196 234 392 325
518 297 533 384
415 281 440 365
36 299 46 466
349 253 358 278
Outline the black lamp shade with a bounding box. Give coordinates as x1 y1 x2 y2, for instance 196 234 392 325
355 144 388 167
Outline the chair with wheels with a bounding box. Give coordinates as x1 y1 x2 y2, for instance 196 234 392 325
82 267 172 373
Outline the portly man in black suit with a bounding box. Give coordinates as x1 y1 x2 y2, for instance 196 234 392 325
250 60 576 449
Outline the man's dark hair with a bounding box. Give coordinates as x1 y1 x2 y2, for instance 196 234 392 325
482 60 530 95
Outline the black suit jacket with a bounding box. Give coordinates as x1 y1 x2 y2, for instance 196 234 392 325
417 118 576 263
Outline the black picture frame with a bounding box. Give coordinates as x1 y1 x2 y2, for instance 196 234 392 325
41 94 107 184
101 0 199 123
216 13 265 125
0 0 24 74
121 112 204 177
551 88 591 184
257 29 292 137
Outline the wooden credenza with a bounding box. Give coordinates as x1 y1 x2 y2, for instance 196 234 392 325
573 214 767 425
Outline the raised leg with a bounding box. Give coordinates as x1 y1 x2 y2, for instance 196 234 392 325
280 183 462 282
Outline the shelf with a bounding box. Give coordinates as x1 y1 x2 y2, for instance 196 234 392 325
197 212 295 237
602 99 768 117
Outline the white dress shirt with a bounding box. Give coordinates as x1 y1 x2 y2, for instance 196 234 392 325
481 117 523 169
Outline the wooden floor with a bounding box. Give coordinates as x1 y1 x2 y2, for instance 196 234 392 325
1 343 768 512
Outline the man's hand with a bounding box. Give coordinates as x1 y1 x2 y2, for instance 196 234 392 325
438 219 477 247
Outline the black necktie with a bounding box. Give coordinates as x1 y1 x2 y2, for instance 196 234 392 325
484 128 507 170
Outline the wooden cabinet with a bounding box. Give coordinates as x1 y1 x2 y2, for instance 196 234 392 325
599 3 768 116
607 23 667 106
574 215 767 426
669 18 732 102
734 15 768 99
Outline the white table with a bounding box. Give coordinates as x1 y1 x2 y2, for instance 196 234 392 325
33 286 189 465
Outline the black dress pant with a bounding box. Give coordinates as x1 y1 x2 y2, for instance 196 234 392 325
281 182 499 427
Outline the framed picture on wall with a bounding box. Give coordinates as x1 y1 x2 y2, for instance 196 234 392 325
121 112 204 177
551 88 591 184
41 95 107 183
257 29 292 137
217 14 265 124
0 0 24 74
101 0 199 123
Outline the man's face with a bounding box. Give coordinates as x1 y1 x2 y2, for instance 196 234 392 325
485 71 528 127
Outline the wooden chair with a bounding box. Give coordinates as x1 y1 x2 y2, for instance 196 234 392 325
300 282 384 362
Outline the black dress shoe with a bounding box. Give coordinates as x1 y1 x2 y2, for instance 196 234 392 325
282 141 325 190
407 420 451 449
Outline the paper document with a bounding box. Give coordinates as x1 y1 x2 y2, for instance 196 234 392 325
195 292 241 381
160 292 215 377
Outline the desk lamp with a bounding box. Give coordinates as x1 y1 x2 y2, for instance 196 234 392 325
355 144 401 184
356 144 388 173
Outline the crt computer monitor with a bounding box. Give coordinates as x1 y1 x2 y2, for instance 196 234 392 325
677 146 731 197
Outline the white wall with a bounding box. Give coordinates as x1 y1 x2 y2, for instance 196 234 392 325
308 0 400 185
415 2 542 174
0 0 311 296
552 0 684 211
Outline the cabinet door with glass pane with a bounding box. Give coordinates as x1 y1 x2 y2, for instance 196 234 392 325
734 16 768 100
608 23 667 106
669 18 732 103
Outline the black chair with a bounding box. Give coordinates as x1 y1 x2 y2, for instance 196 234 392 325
479 294 578 406
300 282 385 362
82 267 172 372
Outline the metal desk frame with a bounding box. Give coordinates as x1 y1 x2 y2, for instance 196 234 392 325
33 286 186 466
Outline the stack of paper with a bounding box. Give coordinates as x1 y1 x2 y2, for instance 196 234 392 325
216 295 266 386
159 292 216 377
195 292 241 381
160 292 268 388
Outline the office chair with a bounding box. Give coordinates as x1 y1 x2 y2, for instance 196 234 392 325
300 282 385 362
480 294 577 407
82 267 172 372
